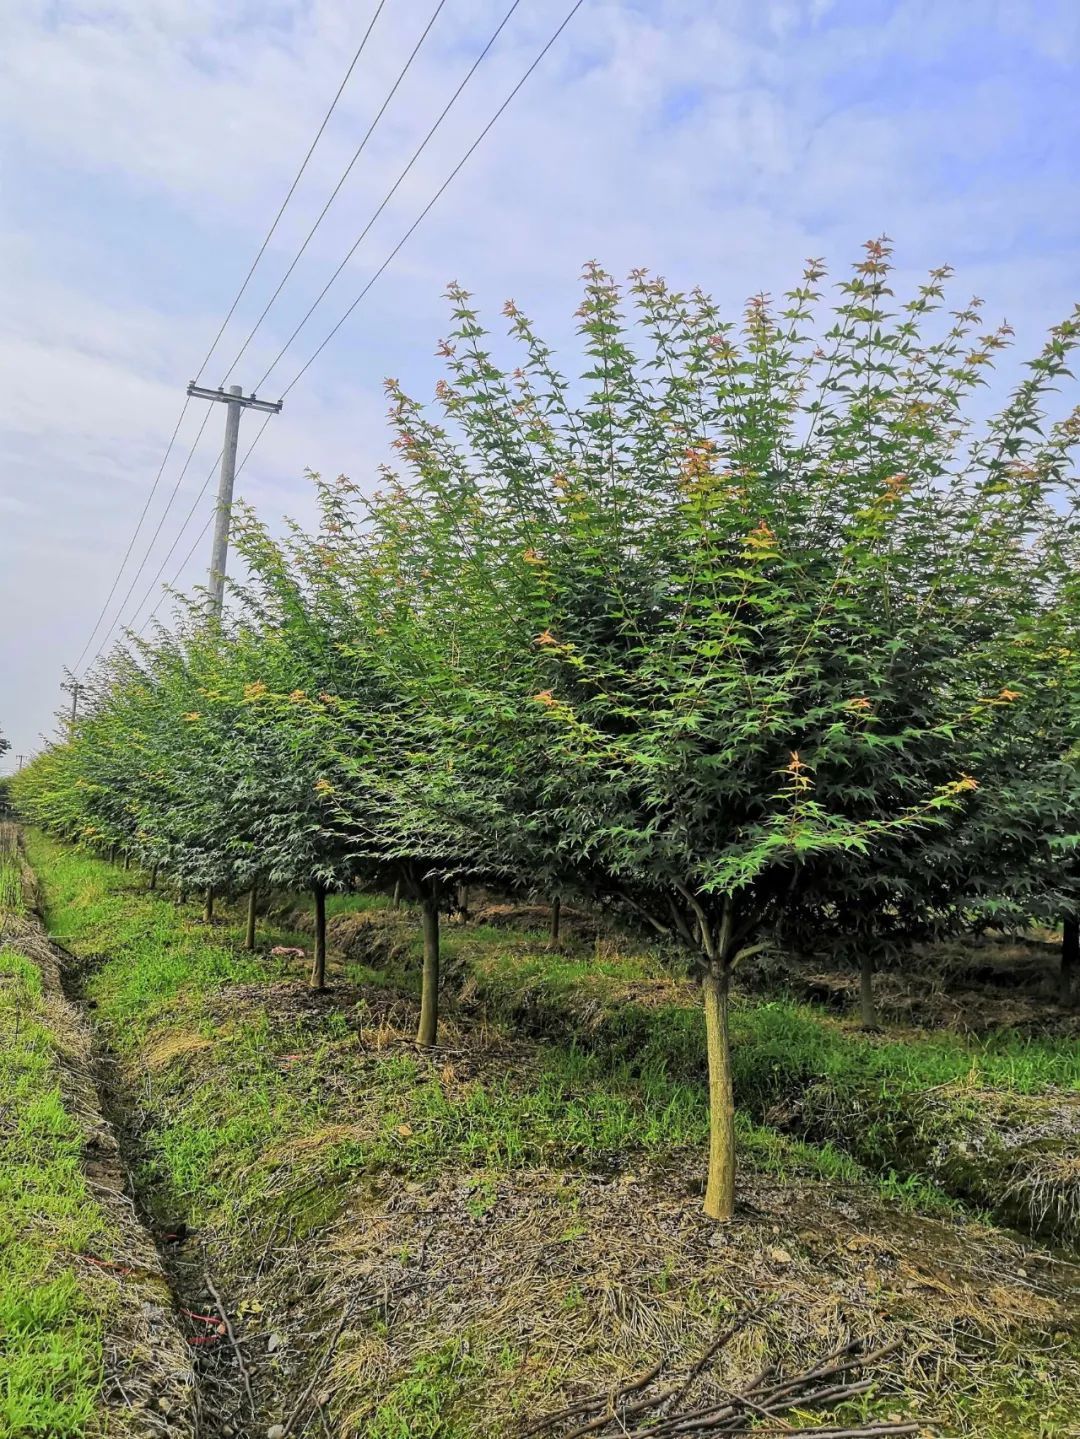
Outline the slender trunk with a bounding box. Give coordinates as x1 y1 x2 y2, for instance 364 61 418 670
417 886 440 1047
109 843 118 865
244 886 258 952
702 965 735 1222
123 851 131 871
457 883 470 921
392 878 402 910
148 864 158 891
1062 915 1079 1008
310 884 327 990
203 886 214 924
550 894 562 944
178 886 188 905
859 950 877 1029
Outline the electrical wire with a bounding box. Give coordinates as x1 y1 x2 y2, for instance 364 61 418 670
104 0 529 650
128 456 222 634
276 0 585 402
253 0 528 394
69 3 386 674
84 405 216 666
218 0 450 387
191 0 389 388
133 420 271 634
135 0 585 639
69 395 193 672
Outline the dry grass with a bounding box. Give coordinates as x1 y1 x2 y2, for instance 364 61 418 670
239 1159 1080 1437
143 1032 214 1072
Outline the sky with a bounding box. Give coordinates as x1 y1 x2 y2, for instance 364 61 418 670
2 0 1079 765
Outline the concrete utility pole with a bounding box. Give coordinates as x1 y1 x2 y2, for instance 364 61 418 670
186 382 283 617
61 679 85 730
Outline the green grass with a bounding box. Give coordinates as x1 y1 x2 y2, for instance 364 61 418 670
23 836 1080 1439
25 834 925 1242
0 831 24 913
32 833 1065 1249
0 948 106 1438
361 1341 484 1439
467 945 1080 1095
442 929 1080 1236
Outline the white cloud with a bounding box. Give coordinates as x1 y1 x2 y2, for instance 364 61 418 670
2 0 1078 762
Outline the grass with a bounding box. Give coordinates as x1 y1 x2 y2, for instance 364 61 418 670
421 923 1080 1237
360 1341 483 1439
462 939 1080 1095
22 836 1080 1438
27 835 894 1234
0 946 106 1438
29 836 1029 1232
0 850 24 913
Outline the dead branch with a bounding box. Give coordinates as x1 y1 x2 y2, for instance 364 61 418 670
524 1325 921 1439
202 1263 255 1418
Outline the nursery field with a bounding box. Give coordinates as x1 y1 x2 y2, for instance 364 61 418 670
4 830 1078 1439
7 255 1080 1437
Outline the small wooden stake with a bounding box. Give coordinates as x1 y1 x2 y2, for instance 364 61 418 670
310 883 327 990
245 885 258 952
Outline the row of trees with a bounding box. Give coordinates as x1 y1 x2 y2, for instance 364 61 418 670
0 726 11 817
15 246 1080 1219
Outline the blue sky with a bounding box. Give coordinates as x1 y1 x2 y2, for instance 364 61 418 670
2 0 1079 762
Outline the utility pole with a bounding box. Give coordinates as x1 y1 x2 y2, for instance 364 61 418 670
186 383 283 617
61 678 85 731
15 755 25 772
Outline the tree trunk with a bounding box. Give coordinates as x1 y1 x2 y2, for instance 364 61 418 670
859 949 877 1029
416 886 440 1047
203 886 214 924
310 884 327 990
244 886 258 952
109 843 118 865
149 864 158 891
123 851 131 871
457 883 470 921
702 966 735 1221
550 894 562 944
392 878 402 909
1062 915 1079 1007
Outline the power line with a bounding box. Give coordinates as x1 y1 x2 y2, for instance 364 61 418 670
253 0 529 394
218 0 450 387
277 0 585 402
191 0 389 388
70 396 192 672
84 404 216 666
135 0 586 639
81 2 453 667
134 421 269 634
70 5 386 675
118 449 222 640
112 0 531 648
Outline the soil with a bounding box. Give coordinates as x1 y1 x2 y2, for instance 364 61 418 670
110 969 1080 1438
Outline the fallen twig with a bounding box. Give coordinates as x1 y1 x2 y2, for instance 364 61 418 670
525 1325 920 1439
203 1263 255 1418
279 1298 354 1437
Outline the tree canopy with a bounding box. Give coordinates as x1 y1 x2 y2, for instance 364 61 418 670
15 243 1080 1218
